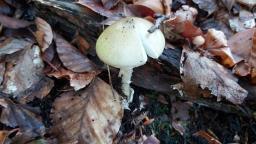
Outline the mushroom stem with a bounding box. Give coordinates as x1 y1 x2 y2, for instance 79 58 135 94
119 67 134 103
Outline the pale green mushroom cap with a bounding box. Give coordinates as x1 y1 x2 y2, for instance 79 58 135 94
96 17 165 69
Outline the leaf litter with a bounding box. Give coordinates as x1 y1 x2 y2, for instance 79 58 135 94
0 0 256 143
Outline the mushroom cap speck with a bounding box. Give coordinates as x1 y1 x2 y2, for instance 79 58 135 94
96 17 165 69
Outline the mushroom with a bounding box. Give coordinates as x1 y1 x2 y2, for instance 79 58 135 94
192 35 205 47
96 17 165 105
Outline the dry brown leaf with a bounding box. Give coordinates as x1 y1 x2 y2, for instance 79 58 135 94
236 0 256 8
181 21 202 39
0 38 33 58
101 0 120 9
208 47 236 67
171 101 191 135
55 33 98 73
180 47 248 104
203 29 236 67
228 28 255 62
127 4 155 17
48 67 99 91
0 13 32 29
204 29 228 49
2 45 45 98
76 0 125 17
133 0 164 14
229 28 256 83
35 17 53 52
165 19 202 40
50 78 123 144
193 130 222 144
0 98 45 137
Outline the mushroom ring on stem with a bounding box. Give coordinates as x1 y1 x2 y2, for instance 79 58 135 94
96 17 165 104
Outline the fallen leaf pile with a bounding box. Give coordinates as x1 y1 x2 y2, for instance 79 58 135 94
0 0 256 143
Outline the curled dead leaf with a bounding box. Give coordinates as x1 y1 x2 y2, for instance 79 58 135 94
205 29 228 49
180 46 248 104
48 67 99 91
164 19 202 40
35 17 53 52
50 78 123 144
203 29 236 67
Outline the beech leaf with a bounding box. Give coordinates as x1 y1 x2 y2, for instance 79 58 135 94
180 47 248 104
50 78 123 144
48 67 99 91
35 17 53 52
55 34 97 73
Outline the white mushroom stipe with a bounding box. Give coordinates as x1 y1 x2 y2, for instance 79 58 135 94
96 17 165 108
118 68 134 102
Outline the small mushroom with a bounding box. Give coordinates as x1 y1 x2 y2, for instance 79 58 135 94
96 17 165 106
192 35 205 47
